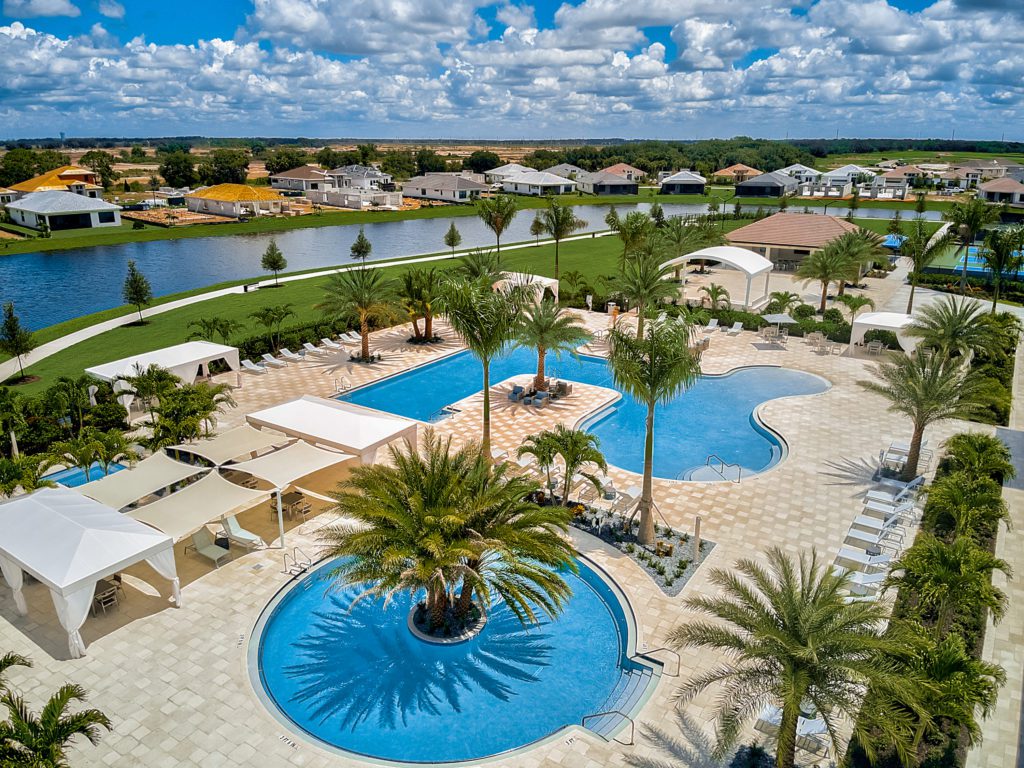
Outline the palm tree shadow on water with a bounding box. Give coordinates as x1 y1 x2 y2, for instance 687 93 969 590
281 592 554 734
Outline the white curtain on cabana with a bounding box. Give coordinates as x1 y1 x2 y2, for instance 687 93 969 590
850 312 919 353
0 554 26 614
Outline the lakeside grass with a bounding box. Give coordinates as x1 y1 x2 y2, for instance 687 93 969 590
821 149 1024 168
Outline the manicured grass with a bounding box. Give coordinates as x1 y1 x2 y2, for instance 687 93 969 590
851 218 942 237
821 149 1024 168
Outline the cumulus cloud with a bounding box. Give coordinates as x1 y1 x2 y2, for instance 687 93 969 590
97 0 123 19
3 0 79 17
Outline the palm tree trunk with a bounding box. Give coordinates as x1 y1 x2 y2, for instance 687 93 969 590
361 316 370 360
411 316 422 339
960 240 969 295
425 309 433 339
535 347 547 391
554 239 560 281
992 277 1000 314
457 578 474 618
906 279 916 314
638 402 656 546
819 282 828 313
9 429 19 459
562 462 576 507
776 703 800 768
903 423 925 482
636 302 646 339
429 584 447 631
482 359 492 454
496 234 501 262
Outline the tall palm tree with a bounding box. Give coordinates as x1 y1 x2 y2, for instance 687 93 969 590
530 424 607 505
91 428 136 477
515 299 591 391
859 354 982 480
943 198 1000 293
608 317 701 545
669 548 916 768
902 218 958 313
455 249 502 285
46 432 103 483
926 470 1008 539
476 194 518 260
658 215 725 276
699 283 731 311
516 430 560 489
0 683 111 765
187 317 243 346
0 388 25 458
885 534 1010 635
906 295 1001 358
398 269 426 341
615 250 679 337
836 293 875 321
316 268 396 361
796 245 848 312
247 304 294 351
979 227 1023 313
441 279 524 454
615 211 655 264
768 291 801 313
538 198 586 280
943 432 1015 481
46 376 93 436
832 229 887 295
0 455 55 498
117 364 181 424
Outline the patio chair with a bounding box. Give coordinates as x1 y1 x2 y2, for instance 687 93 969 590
241 359 268 374
302 342 328 356
726 321 743 336
339 331 360 343
91 585 119 616
187 527 232 568
279 348 304 361
490 446 509 462
865 476 924 505
862 498 918 521
321 337 344 351
261 353 286 368
845 526 903 553
840 569 887 596
835 546 891 572
508 385 525 402
851 511 913 536
534 393 549 409
704 318 719 333
219 514 265 550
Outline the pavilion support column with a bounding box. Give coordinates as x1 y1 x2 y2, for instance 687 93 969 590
276 489 286 549
744 276 752 310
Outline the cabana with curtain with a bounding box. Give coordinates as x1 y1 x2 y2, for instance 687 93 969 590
0 487 180 658
850 312 919 353
492 272 559 303
79 451 209 510
661 245 774 310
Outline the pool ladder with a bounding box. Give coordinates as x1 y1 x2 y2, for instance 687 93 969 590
282 547 312 577
706 454 742 483
334 376 352 394
580 710 635 746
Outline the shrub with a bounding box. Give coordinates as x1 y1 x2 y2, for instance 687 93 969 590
83 402 129 432
705 308 766 330
792 303 815 319
131 219 145 230
863 329 899 347
822 307 845 324
236 318 357 360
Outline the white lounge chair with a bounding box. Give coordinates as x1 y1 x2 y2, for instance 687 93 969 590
241 359 268 374
845 527 903 553
219 514 265 550
279 348 303 361
339 332 360 343
187 527 232 568
862 498 917 520
490 446 509 462
704 318 719 333
865 476 923 505
836 546 891 572
321 337 344 351
834 567 887 596
302 342 328 357
851 511 912 534
726 321 743 336
261 353 286 368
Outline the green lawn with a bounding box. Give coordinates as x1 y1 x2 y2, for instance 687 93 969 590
821 149 1024 169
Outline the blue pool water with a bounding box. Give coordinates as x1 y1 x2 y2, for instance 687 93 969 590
256 557 646 763
339 348 829 479
44 462 126 487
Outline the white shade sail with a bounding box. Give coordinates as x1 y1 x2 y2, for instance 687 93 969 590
227 441 354 489
127 472 269 541
0 487 179 658
850 312 919 352
661 245 774 276
168 425 293 466
79 452 208 510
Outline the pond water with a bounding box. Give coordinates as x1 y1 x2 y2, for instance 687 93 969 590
0 202 937 330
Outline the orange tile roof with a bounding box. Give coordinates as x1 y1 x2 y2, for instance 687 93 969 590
713 163 762 178
979 177 1024 193
727 212 862 249
601 163 645 177
10 165 102 193
186 184 284 202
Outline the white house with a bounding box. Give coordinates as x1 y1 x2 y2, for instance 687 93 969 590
659 171 706 195
820 164 875 185
6 190 121 231
777 164 821 184
500 171 577 196
326 165 394 190
484 163 533 184
402 174 490 203
0 188 15 207
268 165 332 193
544 163 586 180
185 184 289 218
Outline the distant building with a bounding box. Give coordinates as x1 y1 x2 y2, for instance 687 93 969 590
6 190 121 230
500 171 577 196
977 178 1024 206
326 164 394 191
600 163 645 182
544 163 586 179
659 170 706 195
10 165 103 199
268 164 332 193
713 164 762 183
402 174 490 203
820 164 875 186
484 163 533 184
735 171 798 198
956 158 1022 180
777 164 821 184
0 188 15 207
574 170 638 195
185 184 289 218
726 212 862 267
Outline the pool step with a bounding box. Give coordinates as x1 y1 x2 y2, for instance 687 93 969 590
583 666 655 738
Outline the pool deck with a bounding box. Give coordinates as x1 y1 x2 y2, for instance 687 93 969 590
0 292 1004 767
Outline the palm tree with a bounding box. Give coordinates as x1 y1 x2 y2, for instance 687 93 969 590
979 228 1023 313
796 245 848 312
885 534 1010 635
398 270 426 341
0 388 25 458
0 455 55 498
191 381 236 436
441 279 524 454
476 194 518 260
515 299 591 392
0 651 29 691
615 250 679 337
92 428 136 477
699 282 731 310
533 424 607 505
669 548 915 768
0 683 111 765
538 198 586 281
657 215 725 275
117 364 180 424
316 268 396 361
859 354 982 480
615 211 655 263
926 470 1008 539
456 249 502 285
943 432 1015 481
943 198 1001 293
516 431 560 490
608 317 701 545
247 304 294 351
187 317 243 346
902 218 958 313
832 229 887 295
46 432 103 483
836 293 875 321
46 376 93 436
906 295 1001 358
768 291 801 313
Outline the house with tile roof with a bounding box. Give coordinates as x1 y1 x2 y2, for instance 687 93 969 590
600 163 645 182
185 184 289 218
712 164 762 183
574 170 638 195
726 212 862 267
402 174 490 203
659 170 706 195
978 177 1024 206
268 164 332 193
500 171 577 196
9 165 103 199
6 190 121 230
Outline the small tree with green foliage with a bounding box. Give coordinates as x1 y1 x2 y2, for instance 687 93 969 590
350 228 372 261
122 260 153 324
0 303 36 381
261 240 287 285
443 222 462 255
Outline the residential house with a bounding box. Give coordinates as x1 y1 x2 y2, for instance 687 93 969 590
659 170 706 195
185 184 289 218
937 170 970 191
735 171 798 198
10 165 103 199
484 163 533 184
6 190 121 230
500 171 577 196
712 164 762 183
402 174 490 203
977 178 1024 206
777 164 821 184
544 163 586 180
956 158 1022 180
820 164 875 186
799 179 851 198
326 164 394 191
309 187 403 210
268 164 331 193
726 212 862 267
600 163 645 182
0 188 15 207
574 170 638 195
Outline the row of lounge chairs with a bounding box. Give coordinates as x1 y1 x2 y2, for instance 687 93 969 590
185 514 267 568
241 333 363 374
703 318 743 336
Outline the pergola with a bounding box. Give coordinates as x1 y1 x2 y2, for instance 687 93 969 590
79 451 208 510
661 245 774 310
850 312 919 353
0 487 180 658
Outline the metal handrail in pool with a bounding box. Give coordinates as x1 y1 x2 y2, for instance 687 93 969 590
581 710 635 746
705 454 742 483
630 646 680 678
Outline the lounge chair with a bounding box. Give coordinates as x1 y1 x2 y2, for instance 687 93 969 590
726 321 743 336
490 446 509 462
279 348 304 361
302 342 328 356
862 498 917 520
321 337 344 351
851 511 912 534
508 385 525 402
219 514 265 550
845 527 903 553
187 527 232 568
261 353 286 368
704 318 719 333
241 359 268 374
865 476 924 505
339 331 360 343
835 546 891 572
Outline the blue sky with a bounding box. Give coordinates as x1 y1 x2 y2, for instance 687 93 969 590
1 0 1022 140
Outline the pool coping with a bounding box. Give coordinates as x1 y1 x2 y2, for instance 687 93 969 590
244 550 662 767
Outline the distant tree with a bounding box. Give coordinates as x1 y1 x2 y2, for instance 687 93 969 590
649 201 666 227
158 152 197 188
32 149 69 175
415 149 447 175
538 198 586 280
443 222 462 255
477 194 519 260
0 149 39 187
315 147 342 169
197 148 249 185
350 228 373 261
129 144 148 161
463 150 501 174
604 204 620 232
0 303 36 381
887 209 903 236
356 144 378 164
379 150 417 179
188 317 243 346
79 150 118 188
122 260 153 324
915 191 928 214
530 213 545 244
263 147 310 175
261 239 287 285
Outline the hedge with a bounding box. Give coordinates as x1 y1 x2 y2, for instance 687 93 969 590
234 318 358 361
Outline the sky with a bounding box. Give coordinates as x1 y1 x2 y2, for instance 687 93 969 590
0 0 1021 141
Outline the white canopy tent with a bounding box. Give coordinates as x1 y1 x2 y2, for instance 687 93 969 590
247 396 419 464
662 245 774 310
127 472 269 541
850 312 919 353
0 487 179 658
85 341 240 408
493 272 559 303
168 425 293 466
79 452 208 510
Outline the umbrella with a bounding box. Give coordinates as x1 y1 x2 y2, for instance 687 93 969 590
761 313 797 325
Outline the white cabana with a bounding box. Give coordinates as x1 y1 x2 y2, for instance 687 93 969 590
127 472 269 541
0 487 179 658
79 452 208 510
662 245 774 310
85 341 240 407
850 312 919 353
168 425 293 466
493 272 559 303
247 396 419 464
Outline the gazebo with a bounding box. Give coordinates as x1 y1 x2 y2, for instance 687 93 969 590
661 246 774 310
493 272 559 303
850 312 919 353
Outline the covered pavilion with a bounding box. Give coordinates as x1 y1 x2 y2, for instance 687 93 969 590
661 245 774 310
849 312 920 353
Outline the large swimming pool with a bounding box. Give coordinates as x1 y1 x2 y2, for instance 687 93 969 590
338 347 829 480
253 557 655 763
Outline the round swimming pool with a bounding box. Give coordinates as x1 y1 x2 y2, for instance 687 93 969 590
251 557 656 764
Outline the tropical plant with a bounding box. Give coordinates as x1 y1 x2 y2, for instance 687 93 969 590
247 304 295 351
45 376 94 436
902 218 958 313
46 431 103 483
943 198 1001 293
316 269 396 360
0 388 25 458
615 211 655 263
859 354 982 480
836 293 875 321
0 681 112 765
147 381 236 447
614 249 679 337
0 303 36 381
122 260 152 324
603 204 620 232
515 299 591 392
795 245 848 312
443 221 462 255
440 280 524 454
476 194 518 259
516 431 560 489
699 282 731 310
560 270 586 302
117 364 181 424
398 270 426 341
538 198 586 280
669 548 918 768
767 291 801 313
455 249 501 285
0 651 29 692
260 239 287 285
608 317 701 545
979 227 1023 313
657 215 725 267
349 227 372 261
926 470 1008 539
906 294 1002 358
0 455 55 498
943 432 1015 481
530 425 607 505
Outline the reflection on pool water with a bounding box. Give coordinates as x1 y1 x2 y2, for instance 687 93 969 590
254 557 653 763
338 347 829 479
